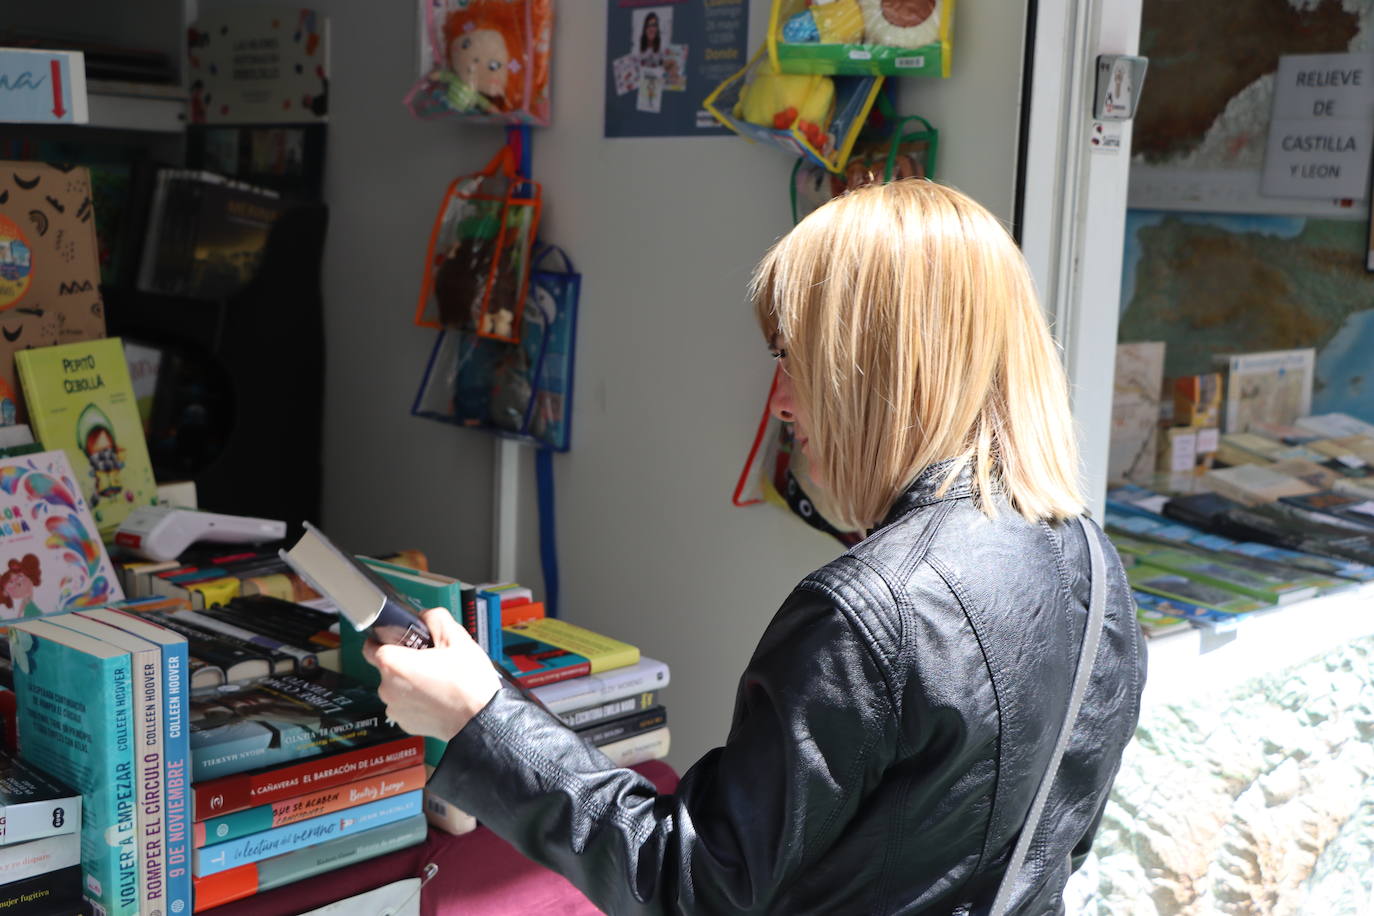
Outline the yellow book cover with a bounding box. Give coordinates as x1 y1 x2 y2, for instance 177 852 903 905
15 338 158 537
503 618 640 673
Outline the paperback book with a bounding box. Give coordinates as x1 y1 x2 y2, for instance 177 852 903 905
1126 565 1270 615
0 863 84 915
501 618 639 688
1134 547 1318 604
189 670 405 782
15 338 159 537
0 749 80 845
7 618 139 916
531 656 671 716
1132 590 1239 633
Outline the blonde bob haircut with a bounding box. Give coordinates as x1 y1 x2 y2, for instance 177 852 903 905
752 180 1084 531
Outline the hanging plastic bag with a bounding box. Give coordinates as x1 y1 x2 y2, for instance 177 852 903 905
733 368 863 546
792 113 938 222
413 245 579 451
767 0 955 78
405 0 554 126
414 144 542 343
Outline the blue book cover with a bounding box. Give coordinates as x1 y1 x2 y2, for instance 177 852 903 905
1132 589 1239 632
1226 541 1374 584
477 589 503 660
192 789 423 877
82 609 193 916
7 618 139 916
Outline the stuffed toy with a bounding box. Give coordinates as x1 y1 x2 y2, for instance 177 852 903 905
441 0 528 113
782 0 940 49
734 64 837 153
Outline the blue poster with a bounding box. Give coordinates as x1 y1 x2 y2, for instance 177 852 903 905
604 0 749 138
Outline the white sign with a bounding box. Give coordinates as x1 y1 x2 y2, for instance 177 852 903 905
0 49 87 124
1263 52 1374 200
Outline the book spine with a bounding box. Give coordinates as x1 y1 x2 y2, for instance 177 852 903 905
0 794 81 846
0 863 83 915
193 764 426 848
598 727 671 768
179 609 321 670
459 585 483 654
0 832 80 883
192 814 428 912
558 690 660 728
130 646 167 915
209 602 336 653
483 591 503 660
576 706 667 748
149 612 289 676
241 571 320 602
534 659 671 715
193 735 425 820
192 790 423 876
157 632 193 916
513 660 591 688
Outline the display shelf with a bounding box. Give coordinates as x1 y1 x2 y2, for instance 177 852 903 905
1141 581 1374 708
86 89 185 132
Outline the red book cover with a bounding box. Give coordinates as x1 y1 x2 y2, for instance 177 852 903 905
192 735 424 821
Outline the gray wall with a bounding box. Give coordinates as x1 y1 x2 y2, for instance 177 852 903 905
310 0 1029 770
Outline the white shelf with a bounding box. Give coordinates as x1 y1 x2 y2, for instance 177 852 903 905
86 90 186 132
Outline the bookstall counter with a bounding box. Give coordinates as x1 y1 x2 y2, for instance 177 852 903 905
1068 584 1374 909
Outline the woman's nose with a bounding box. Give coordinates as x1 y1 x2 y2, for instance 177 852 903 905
769 374 796 423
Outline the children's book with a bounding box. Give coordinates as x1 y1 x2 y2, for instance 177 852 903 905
0 449 123 622
7 618 139 916
15 338 158 537
0 749 80 846
1131 590 1239 633
188 670 405 782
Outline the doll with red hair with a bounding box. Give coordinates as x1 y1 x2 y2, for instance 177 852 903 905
0 555 42 619
409 0 552 124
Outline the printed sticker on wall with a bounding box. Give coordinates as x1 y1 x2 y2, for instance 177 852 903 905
187 7 330 124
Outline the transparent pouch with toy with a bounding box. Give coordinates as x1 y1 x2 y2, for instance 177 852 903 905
704 43 883 173
791 112 938 222
414 144 542 343
405 0 553 126
768 0 954 77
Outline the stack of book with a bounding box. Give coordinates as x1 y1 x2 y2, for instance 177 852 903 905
0 750 83 914
6 609 428 915
1106 473 1374 638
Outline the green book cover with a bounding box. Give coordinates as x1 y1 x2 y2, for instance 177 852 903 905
1134 547 1319 605
1127 564 1271 615
15 337 158 538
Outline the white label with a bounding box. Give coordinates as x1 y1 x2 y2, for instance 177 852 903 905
894 57 925 69
1090 121 1124 154
848 49 872 60
1272 52 1374 120
1196 428 1220 453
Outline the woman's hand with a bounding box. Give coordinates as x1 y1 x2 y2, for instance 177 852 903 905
362 608 502 742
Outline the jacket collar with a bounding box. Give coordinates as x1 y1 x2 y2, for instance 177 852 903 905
877 458 975 529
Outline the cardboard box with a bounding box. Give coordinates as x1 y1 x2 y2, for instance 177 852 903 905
0 162 107 422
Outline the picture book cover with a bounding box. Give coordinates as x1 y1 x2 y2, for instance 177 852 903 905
502 618 639 673
15 338 158 537
0 449 123 621
1131 590 1239 633
1136 547 1319 604
189 670 405 782
0 164 108 425
7 618 139 916
498 630 592 688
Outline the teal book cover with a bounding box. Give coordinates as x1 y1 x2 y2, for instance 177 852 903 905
8 618 139 916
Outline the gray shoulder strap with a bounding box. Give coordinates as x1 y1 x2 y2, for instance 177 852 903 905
989 516 1108 916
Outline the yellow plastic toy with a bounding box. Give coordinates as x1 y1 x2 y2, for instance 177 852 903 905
734 62 836 152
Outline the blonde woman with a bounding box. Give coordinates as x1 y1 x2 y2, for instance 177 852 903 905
367 181 1146 915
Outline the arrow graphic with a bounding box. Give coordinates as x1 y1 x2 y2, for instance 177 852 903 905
50 59 65 119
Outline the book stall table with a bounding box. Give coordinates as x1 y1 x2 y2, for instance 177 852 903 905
205 760 678 915
1066 583 1374 910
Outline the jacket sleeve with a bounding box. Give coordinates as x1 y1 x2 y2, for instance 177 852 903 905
427 584 900 915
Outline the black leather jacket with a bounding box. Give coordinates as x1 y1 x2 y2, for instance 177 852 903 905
431 463 1147 914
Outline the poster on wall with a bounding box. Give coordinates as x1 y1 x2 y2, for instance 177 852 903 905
187 7 330 124
604 0 748 138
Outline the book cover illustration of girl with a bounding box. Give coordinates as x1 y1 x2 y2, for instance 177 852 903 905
406 0 553 125
0 455 118 620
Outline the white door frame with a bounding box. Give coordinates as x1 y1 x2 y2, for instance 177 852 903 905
1019 0 1144 517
